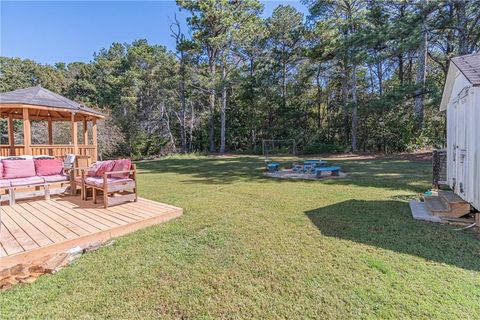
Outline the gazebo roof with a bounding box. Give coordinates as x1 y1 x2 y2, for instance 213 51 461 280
0 86 104 118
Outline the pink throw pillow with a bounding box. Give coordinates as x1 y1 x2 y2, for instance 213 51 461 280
34 159 64 176
3 159 36 179
111 159 132 178
87 160 115 177
86 161 104 177
97 160 115 176
0 161 3 179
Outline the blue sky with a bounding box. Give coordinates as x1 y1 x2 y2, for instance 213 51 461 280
0 0 308 65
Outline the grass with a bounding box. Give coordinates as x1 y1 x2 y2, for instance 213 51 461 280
1 155 479 319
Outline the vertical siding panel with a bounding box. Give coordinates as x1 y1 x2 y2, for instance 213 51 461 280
474 87 480 210
466 87 475 205
447 100 455 187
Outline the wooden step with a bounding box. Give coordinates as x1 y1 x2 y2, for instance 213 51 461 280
439 191 471 218
445 203 471 218
438 191 465 204
424 196 450 215
424 193 471 218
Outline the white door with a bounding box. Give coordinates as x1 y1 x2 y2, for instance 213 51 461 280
454 90 468 197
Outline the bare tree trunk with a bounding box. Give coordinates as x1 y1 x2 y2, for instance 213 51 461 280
282 62 287 109
455 0 468 55
208 60 216 153
398 54 404 86
161 103 176 153
414 20 428 133
220 62 227 154
342 65 350 145
249 58 256 150
189 101 194 152
407 54 413 85
171 16 187 153
368 65 375 94
398 5 405 86
377 61 383 96
179 59 187 153
179 113 187 153
315 68 323 128
351 64 358 153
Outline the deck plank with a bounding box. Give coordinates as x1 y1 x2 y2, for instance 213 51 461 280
119 200 174 214
133 202 183 217
8 204 67 243
2 206 53 247
19 203 84 239
50 199 127 227
0 243 7 257
35 201 105 234
0 222 25 256
103 207 144 222
138 197 181 210
41 201 117 232
100 206 141 222
58 196 141 223
0 211 39 251
106 203 157 219
0 196 182 269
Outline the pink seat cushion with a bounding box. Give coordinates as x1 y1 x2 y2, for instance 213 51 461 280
41 174 69 183
0 161 3 179
9 176 45 187
0 179 10 188
85 176 134 188
110 159 132 178
87 160 115 177
3 159 36 179
35 159 64 176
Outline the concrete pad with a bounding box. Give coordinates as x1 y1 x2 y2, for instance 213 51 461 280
409 201 442 223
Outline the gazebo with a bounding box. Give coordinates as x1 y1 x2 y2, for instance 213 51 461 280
0 86 103 160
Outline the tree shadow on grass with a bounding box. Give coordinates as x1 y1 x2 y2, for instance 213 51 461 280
137 156 265 184
137 157 431 194
319 159 431 194
305 200 480 271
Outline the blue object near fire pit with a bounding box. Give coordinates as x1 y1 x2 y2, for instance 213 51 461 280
267 162 280 172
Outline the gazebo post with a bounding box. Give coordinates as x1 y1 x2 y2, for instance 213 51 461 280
83 116 88 145
71 112 78 155
8 114 15 156
48 117 53 145
92 117 98 161
22 107 31 155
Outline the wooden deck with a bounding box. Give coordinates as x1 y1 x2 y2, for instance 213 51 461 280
0 196 182 269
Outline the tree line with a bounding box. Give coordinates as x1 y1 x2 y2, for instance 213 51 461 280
1 0 479 157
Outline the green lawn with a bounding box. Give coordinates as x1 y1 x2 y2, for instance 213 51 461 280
1 155 479 319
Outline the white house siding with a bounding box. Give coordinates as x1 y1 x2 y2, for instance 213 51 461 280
446 69 470 187
445 74 480 210
441 53 480 210
463 86 479 209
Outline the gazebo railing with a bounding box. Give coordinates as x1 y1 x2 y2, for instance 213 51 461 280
0 145 24 157
0 145 96 159
76 145 96 159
